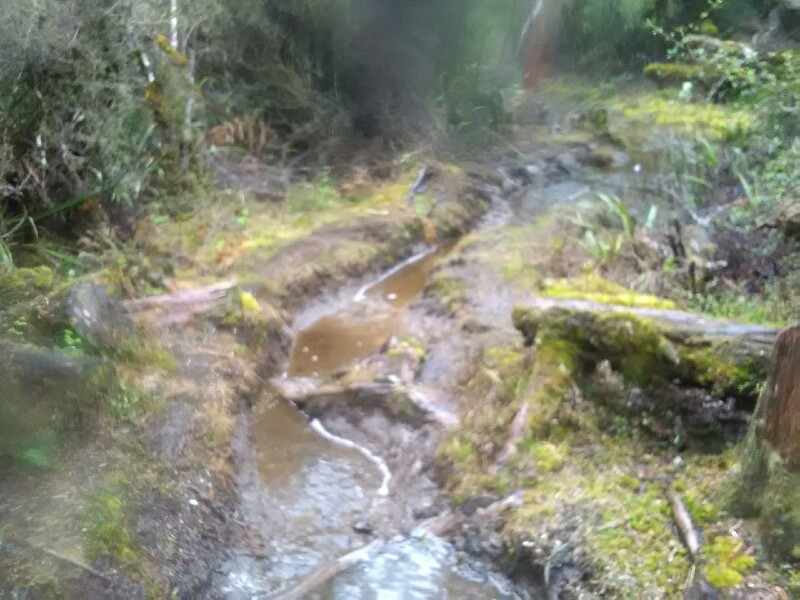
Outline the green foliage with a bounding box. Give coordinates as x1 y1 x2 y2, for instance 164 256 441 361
107 379 154 424
691 286 792 327
61 327 84 352
573 193 646 267
285 174 341 213
0 0 205 261
558 0 734 69
597 192 635 238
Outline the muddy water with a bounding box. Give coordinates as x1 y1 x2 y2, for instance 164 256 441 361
236 247 507 599
288 248 444 377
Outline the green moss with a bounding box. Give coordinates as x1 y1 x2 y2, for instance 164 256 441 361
679 343 765 400
513 305 765 399
84 480 139 569
611 94 753 141
643 62 720 87
541 274 677 309
529 441 567 472
437 345 531 500
387 335 427 361
426 272 467 314
0 266 55 306
513 306 674 387
704 535 756 588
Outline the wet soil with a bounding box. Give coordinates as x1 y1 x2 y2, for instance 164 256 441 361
288 247 445 378
3 89 792 600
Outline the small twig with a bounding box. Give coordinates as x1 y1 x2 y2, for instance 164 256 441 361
265 539 384 599
706 73 729 103
406 166 428 206
667 486 701 559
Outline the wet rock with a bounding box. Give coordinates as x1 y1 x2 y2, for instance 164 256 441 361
684 580 720 600
461 318 491 334
586 145 627 169
67 283 134 351
0 341 107 464
352 517 374 535
459 495 496 517
411 495 439 520
553 152 581 175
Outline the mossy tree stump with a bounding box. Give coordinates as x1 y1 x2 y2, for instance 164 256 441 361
730 325 800 561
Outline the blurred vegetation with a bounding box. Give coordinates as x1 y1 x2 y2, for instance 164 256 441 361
0 0 795 262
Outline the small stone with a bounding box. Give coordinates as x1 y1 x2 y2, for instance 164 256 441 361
188 498 198 507
352 518 373 535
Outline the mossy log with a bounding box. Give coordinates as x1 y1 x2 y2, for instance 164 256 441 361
511 298 777 400
643 62 721 88
729 325 800 561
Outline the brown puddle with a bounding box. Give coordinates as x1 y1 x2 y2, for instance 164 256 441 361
287 247 446 377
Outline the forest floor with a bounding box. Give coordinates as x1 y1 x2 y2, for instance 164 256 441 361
0 77 798 599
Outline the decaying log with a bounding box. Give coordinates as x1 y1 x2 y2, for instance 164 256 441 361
123 281 236 324
512 298 777 400
735 324 800 467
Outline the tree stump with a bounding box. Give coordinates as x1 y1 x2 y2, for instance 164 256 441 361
730 325 800 561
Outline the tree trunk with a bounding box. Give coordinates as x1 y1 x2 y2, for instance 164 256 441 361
760 326 800 466
729 325 800 561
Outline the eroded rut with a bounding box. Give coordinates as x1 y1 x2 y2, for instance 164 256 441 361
226 241 513 598
218 136 660 599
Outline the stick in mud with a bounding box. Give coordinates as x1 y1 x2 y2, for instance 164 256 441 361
667 486 701 559
264 539 385 600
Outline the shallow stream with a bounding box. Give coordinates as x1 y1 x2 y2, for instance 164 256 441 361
227 245 508 599
227 146 655 599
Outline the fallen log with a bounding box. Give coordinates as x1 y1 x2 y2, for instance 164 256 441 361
123 281 237 325
512 298 778 401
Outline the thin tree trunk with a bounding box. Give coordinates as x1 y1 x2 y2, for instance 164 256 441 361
170 0 179 49
747 325 800 468
729 325 800 561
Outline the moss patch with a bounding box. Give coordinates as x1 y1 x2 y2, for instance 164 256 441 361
438 344 531 502
644 62 721 87
425 272 468 314
610 94 753 141
84 478 139 569
541 274 676 309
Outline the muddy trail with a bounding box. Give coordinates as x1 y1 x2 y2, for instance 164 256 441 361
3 91 789 600
210 140 660 599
